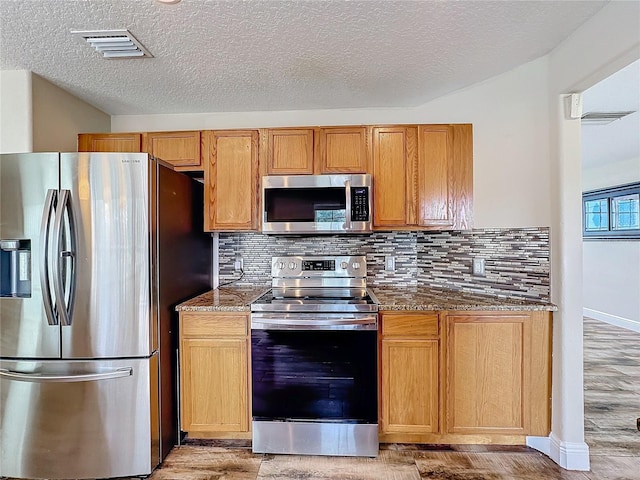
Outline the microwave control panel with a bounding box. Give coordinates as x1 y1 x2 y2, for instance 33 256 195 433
351 187 370 221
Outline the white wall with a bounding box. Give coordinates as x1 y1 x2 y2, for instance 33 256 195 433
546 0 640 471
31 74 110 152
583 156 640 191
113 57 550 230
0 70 32 153
583 156 640 331
0 71 110 153
583 240 640 329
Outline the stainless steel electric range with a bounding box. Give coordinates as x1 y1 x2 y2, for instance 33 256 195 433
250 255 379 457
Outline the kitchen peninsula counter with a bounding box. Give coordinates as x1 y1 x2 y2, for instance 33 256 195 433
176 285 556 312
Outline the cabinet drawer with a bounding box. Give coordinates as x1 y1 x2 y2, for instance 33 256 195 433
181 312 248 337
382 313 439 337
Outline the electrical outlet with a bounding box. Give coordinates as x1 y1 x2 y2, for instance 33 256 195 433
472 257 485 276
234 254 243 272
385 256 396 271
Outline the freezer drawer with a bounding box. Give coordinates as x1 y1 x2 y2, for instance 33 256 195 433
0 356 160 480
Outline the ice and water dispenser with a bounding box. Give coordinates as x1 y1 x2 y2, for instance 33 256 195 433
0 239 31 298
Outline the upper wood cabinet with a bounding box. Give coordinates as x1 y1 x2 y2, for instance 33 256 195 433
418 125 454 227
372 124 472 230
318 127 369 173
264 126 369 175
143 131 202 171
78 133 142 153
372 126 417 227
79 131 204 172
204 130 259 231
266 128 314 174
445 311 551 437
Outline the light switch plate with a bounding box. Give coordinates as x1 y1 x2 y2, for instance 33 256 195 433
472 258 485 276
385 256 396 271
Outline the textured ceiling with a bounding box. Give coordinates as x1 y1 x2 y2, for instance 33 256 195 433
0 0 609 115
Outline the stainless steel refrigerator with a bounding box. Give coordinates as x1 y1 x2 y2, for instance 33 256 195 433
0 152 211 479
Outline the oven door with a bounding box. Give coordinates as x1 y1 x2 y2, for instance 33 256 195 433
250 313 378 456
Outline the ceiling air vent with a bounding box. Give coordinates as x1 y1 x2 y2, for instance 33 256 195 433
71 29 153 59
581 111 636 125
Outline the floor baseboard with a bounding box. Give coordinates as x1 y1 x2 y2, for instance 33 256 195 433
583 308 640 333
549 433 590 471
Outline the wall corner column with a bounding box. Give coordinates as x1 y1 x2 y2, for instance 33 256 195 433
547 93 590 471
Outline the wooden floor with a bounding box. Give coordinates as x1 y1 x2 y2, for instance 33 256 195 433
147 317 640 480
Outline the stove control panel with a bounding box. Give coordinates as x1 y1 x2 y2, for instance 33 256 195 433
303 260 335 271
272 255 367 278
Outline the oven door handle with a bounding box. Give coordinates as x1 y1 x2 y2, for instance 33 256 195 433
251 314 378 331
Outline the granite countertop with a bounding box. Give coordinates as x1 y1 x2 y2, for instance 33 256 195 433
371 286 557 312
175 285 269 312
176 285 556 312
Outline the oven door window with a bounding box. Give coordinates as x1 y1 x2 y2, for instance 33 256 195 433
264 187 346 223
251 330 377 423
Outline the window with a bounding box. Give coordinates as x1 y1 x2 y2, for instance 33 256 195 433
583 182 640 239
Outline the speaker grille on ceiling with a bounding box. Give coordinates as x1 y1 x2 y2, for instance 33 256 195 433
581 111 636 125
71 29 153 59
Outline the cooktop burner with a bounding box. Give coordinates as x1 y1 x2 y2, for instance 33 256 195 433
250 255 378 313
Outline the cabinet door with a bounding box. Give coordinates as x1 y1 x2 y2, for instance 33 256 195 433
446 314 529 435
180 337 249 433
318 127 368 173
417 125 454 228
144 131 202 171
372 126 417 227
78 133 141 153
450 124 473 230
266 128 314 174
381 338 439 434
205 130 259 231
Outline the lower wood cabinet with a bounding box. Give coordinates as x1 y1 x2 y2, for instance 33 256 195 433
380 313 440 436
445 311 552 437
380 310 552 444
179 312 251 438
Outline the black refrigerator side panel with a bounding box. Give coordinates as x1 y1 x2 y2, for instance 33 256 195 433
153 162 212 460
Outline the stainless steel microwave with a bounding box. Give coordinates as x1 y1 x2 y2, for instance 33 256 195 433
262 174 372 234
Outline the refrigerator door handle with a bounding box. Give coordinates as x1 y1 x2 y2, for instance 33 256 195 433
52 189 77 327
39 188 58 326
0 367 133 383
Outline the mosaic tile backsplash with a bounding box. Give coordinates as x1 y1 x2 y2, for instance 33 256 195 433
218 227 550 301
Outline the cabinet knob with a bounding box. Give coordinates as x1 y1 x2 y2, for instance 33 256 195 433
340 261 348 269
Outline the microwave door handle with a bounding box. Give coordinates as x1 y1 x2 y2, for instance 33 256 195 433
344 179 351 229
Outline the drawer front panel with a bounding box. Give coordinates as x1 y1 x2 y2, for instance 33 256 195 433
382 313 439 337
